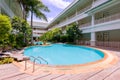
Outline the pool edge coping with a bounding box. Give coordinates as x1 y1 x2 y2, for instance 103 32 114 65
13 46 118 75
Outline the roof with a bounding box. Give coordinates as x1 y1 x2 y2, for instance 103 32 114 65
47 0 80 28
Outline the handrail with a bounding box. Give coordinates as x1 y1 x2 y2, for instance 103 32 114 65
95 13 120 24
30 56 41 64
30 56 41 72
24 56 42 73
38 56 48 64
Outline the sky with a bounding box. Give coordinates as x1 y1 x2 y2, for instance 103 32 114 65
27 0 74 23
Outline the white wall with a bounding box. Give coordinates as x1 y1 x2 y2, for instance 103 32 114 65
81 19 120 33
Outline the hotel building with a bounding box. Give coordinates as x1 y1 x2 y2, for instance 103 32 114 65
47 0 120 47
1 0 120 48
0 0 23 18
28 21 48 41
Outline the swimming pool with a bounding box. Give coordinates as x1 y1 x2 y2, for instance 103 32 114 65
24 44 104 65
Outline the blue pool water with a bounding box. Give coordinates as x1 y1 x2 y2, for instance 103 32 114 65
24 44 104 65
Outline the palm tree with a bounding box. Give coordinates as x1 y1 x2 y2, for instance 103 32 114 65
18 0 49 44
28 0 49 44
18 0 30 20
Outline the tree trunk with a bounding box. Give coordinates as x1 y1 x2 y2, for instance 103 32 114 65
31 10 33 44
25 11 27 21
23 10 25 19
23 33 25 43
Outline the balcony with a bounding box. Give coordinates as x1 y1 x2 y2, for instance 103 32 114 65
33 34 40 37
0 0 14 17
79 22 91 28
33 30 47 33
95 13 120 24
77 13 120 31
67 14 76 20
52 5 92 28
4 0 22 17
77 5 92 15
92 0 109 8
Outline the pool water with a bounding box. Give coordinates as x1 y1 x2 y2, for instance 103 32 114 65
24 44 104 65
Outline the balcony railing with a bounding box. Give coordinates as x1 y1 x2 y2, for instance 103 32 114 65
92 0 109 8
95 13 120 24
77 41 90 46
33 30 46 34
77 41 120 49
52 5 92 28
77 5 92 15
4 0 23 17
67 5 92 20
96 41 120 48
67 14 76 20
79 22 91 28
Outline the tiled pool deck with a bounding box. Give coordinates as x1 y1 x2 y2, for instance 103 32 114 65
0 48 120 80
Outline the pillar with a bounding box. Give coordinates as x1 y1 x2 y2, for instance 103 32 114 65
90 14 96 46
0 6 1 13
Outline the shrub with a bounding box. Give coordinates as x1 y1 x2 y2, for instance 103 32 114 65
66 23 82 43
0 14 12 50
11 16 32 48
40 23 83 44
60 35 68 43
40 28 62 42
0 57 14 64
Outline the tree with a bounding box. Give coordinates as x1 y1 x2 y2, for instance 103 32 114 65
66 23 82 43
40 25 83 44
18 0 50 44
11 16 32 48
51 28 62 42
8 34 16 48
11 16 22 33
18 0 30 19
40 28 62 42
0 14 12 50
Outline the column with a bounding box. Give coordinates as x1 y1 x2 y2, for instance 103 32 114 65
76 9 78 16
90 14 96 46
0 0 1 13
0 6 1 13
76 21 78 26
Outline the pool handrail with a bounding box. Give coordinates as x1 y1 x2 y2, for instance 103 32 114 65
30 56 42 72
30 56 41 64
37 56 48 64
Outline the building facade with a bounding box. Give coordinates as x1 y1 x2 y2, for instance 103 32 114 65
47 0 120 47
0 0 23 18
28 21 48 41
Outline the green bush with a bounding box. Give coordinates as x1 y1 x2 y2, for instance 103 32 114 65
40 28 62 42
60 35 68 43
40 23 83 44
11 16 32 49
0 15 31 50
0 57 14 64
0 14 12 50
66 23 82 43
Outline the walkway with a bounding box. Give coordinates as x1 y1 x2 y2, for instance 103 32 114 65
0 50 120 80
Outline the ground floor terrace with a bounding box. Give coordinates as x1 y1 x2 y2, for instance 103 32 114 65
78 29 120 49
0 47 120 80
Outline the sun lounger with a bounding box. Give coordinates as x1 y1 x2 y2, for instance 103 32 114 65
2 51 29 61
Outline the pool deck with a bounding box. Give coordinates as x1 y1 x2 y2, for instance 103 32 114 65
0 48 120 80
